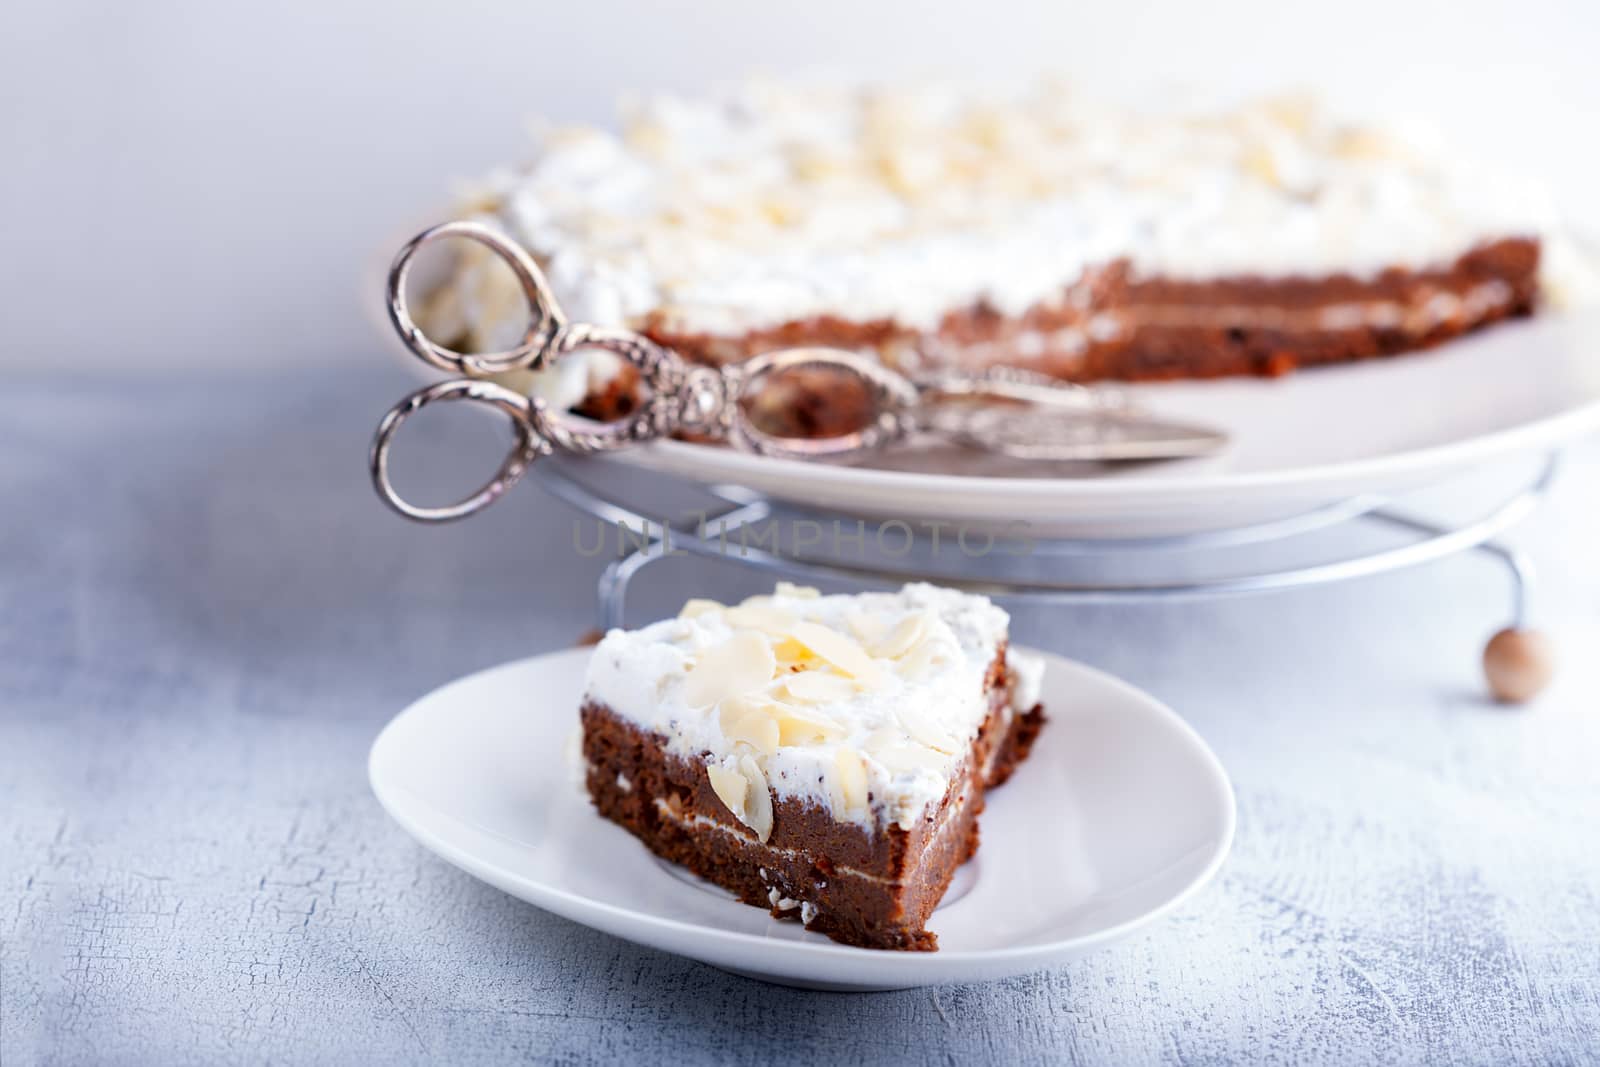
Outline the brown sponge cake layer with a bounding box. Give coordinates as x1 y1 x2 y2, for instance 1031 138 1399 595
579 647 1045 951
643 238 1538 386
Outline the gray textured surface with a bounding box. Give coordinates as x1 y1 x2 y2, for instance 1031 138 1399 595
4 370 1600 1065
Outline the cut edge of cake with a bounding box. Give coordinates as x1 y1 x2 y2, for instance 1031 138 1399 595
576 582 1047 950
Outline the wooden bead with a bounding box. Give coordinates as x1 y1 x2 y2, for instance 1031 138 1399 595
1483 628 1555 704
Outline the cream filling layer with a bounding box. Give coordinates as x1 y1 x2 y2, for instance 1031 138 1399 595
907 280 1516 370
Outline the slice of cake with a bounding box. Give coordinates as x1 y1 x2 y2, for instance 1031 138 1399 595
421 80 1594 427
578 581 1046 950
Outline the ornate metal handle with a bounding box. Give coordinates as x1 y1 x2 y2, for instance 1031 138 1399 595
724 348 920 461
370 222 932 522
369 378 545 523
386 221 565 377
369 222 1226 523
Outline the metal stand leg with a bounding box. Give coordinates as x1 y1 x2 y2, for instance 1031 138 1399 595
1360 485 1555 705
551 451 1563 704
597 546 660 632
1474 540 1535 631
1473 540 1554 704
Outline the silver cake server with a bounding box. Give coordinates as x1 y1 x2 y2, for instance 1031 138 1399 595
370 222 1230 522
913 368 1228 462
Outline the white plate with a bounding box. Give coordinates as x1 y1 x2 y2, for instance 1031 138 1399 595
596 313 1600 536
368 647 1235 991
373 224 1600 537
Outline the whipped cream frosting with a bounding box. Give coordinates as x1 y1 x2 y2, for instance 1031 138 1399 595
582 582 1031 831
434 79 1578 357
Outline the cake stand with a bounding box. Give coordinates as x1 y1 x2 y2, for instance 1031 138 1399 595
537 451 1562 704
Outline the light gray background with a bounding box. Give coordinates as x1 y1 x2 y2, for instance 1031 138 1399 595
4 376 1600 1064
5 0 1600 373
6 3 1600 1064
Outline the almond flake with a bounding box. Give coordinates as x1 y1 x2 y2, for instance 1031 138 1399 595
897 706 959 754
862 727 900 751
789 621 888 688
706 763 748 822
873 613 928 659
719 698 780 754
679 598 725 619
832 747 869 817
869 742 949 776
683 630 777 707
896 639 946 679
722 603 795 636
779 671 858 705
773 705 847 747
719 693 779 721
845 611 888 647
772 636 819 667
738 755 774 841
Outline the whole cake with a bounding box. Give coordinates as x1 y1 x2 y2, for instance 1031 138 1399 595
420 80 1586 420
578 581 1046 950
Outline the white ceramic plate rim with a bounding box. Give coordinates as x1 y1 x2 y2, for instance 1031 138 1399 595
368 649 1236 976
367 238 1600 503
621 392 1600 501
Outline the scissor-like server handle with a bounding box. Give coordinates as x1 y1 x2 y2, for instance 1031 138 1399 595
370 222 1225 523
